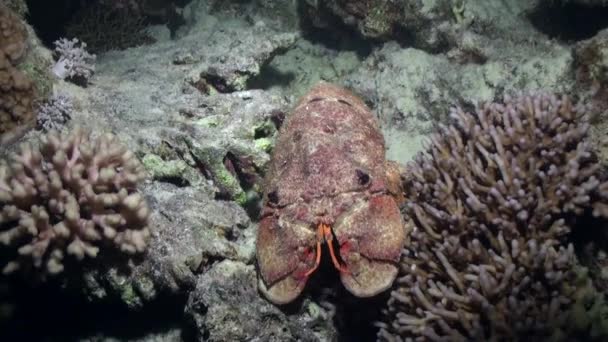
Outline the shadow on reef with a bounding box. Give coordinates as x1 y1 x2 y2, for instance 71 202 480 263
247 64 297 91
247 1 376 93
332 289 389 342
295 0 373 59
24 0 80 45
528 1 608 42
25 0 191 49
570 209 608 277
0 276 193 341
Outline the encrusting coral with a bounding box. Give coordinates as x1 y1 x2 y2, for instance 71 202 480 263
0 3 35 145
0 128 150 278
0 3 27 63
0 54 34 140
0 3 35 144
377 93 608 340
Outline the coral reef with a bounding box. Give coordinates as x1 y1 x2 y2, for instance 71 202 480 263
51 38 96 86
36 93 73 132
377 93 608 340
0 129 150 278
153 90 286 205
11 0 608 340
0 3 35 145
42 3 298 308
70 88 288 309
79 180 255 309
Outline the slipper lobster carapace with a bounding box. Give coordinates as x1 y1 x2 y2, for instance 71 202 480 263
256 82 407 304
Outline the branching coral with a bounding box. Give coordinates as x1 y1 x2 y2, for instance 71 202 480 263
36 93 73 132
0 3 35 144
378 93 608 340
0 129 150 277
51 38 96 86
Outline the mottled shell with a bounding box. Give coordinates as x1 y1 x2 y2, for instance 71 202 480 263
256 82 406 304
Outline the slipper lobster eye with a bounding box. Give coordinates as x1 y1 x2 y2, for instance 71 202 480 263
267 190 279 205
356 169 370 186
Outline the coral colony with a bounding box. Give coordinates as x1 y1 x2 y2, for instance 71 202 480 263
378 93 608 340
51 38 96 86
0 129 150 277
0 3 35 145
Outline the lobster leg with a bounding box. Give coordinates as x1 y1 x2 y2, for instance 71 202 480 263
302 223 351 278
321 223 350 274
302 225 323 277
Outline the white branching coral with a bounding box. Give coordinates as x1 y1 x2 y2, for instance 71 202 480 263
51 38 96 85
0 128 150 277
378 93 608 340
36 93 73 132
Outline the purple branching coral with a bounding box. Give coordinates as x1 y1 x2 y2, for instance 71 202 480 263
52 38 96 86
377 93 608 341
36 93 73 132
0 129 150 278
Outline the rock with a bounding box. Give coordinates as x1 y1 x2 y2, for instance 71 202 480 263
575 27 608 89
344 40 572 164
574 27 608 166
301 0 541 51
185 260 337 341
207 0 300 31
139 89 288 205
79 182 254 309
195 29 298 93
7 0 608 340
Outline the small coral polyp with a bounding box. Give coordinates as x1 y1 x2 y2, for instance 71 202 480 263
0 128 150 278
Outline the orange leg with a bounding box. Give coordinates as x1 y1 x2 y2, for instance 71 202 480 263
303 224 323 277
321 224 350 274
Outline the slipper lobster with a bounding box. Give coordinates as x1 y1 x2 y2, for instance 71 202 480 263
256 82 407 304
